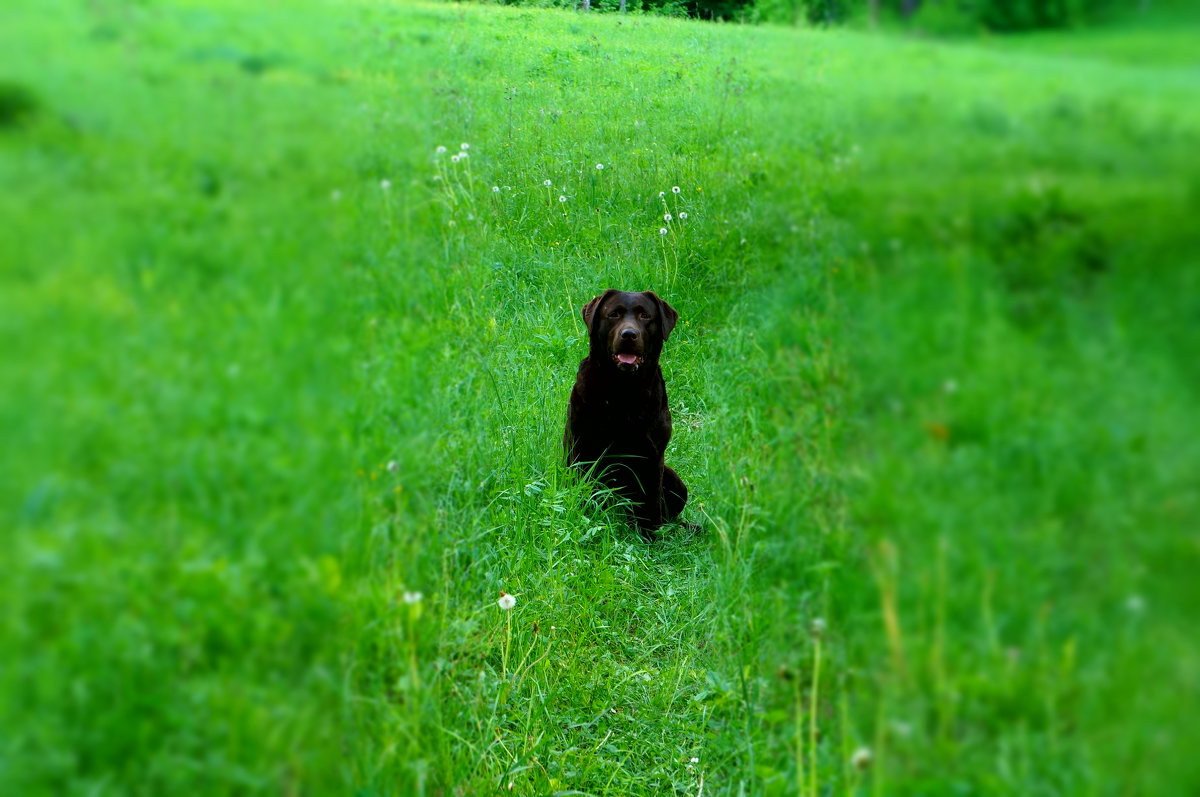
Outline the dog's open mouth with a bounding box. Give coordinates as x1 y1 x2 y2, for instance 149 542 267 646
613 352 644 372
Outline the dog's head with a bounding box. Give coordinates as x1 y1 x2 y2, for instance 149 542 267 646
581 290 679 374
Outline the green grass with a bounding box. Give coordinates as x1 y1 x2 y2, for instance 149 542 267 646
3 1 1198 794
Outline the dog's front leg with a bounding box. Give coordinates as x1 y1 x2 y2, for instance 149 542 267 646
633 464 665 539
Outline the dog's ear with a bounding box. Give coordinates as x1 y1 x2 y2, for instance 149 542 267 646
644 291 679 340
581 290 618 334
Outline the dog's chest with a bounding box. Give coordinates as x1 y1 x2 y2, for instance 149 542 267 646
576 390 664 450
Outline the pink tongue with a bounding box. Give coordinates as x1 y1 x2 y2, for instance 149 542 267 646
616 353 638 365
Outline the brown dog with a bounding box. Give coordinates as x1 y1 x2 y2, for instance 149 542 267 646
563 290 688 537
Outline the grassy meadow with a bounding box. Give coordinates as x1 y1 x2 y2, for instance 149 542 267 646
3 1 1198 793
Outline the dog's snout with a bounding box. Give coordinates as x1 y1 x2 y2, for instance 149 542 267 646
620 328 639 341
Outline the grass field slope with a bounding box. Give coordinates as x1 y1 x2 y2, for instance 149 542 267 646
3 1 1198 794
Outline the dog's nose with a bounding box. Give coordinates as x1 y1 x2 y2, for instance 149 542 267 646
620 328 638 341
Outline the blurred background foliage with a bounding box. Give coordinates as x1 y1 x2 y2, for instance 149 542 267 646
496 0 1197 31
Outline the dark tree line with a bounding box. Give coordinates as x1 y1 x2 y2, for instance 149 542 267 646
496 0 1137 30
801 0 1127 29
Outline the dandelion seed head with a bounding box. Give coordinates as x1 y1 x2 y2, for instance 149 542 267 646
492 186 500 192
810 617 827 638
852 747 873 771
435 145 447 154
386 460 399 473
659 228 668 235
459 152 469 159
402 590 423 605
559 195 567 203
664 213 672 222
679 211 688 219
659 191 665 197
689 756 699 764
543 179 552 187
380 179 392 190
498 592 516 610
596 163 605 170
460 142 470 150
672 186 681 194
451 154 461 163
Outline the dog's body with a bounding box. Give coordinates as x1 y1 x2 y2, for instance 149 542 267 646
563 290 687 537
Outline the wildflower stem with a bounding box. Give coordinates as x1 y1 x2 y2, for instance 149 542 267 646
407 609 421 691
502 610 512 679
794 672 804 797
809 634 821 797
381 189 393 230
659 232 669 287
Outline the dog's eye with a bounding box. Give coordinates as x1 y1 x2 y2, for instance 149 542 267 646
638 312 652 320
608 310 621 319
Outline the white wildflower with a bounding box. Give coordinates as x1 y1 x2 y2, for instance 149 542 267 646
498 592 516 610
380 179 391 190
679 211 688 219
672 186 681 194
386 460 399 472
659 228 668 235
402 590 423 605
451 154 461 163
543 179 552 187
492 186 500 193
810 617 827 638
852 747 872 771
596 163 605 170
559 195 567 203
460 142 470 150
435 145 447 154
664 213 672 222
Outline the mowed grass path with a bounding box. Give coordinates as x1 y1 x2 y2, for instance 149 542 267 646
3 1 1198 794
